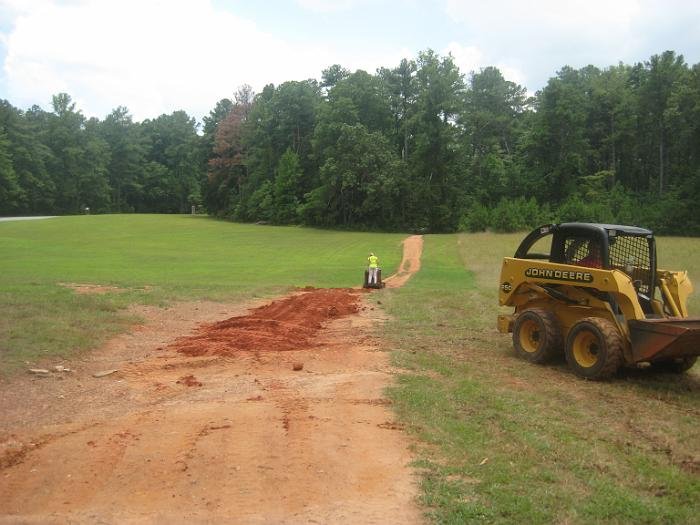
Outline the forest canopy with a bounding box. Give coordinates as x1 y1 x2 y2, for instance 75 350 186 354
1 49 699 234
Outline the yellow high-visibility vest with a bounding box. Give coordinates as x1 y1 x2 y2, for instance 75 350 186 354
368 255 379 268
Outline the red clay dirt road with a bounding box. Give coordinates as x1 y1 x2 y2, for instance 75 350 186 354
0 236 424 524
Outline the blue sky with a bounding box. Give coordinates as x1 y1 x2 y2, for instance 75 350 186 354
1 0 698 122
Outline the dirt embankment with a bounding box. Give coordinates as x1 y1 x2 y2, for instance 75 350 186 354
0 237 424 524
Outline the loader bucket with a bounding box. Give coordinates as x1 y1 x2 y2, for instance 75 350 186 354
628 318 700 363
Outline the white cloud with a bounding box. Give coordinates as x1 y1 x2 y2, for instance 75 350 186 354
1 0 336 120
342 46 415 75
295 0 366 13
495 64 527 88
444 0 700 90
444 42 482 75
445 0 641 35
2 0 697 119
443 42 528 89
443 0 644 88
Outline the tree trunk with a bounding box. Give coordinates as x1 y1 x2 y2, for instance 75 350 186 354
403 122 408 161
610 114 616 173
659 133 664 195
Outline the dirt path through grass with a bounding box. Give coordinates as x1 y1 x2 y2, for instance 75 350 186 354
384 235 423 289
0 237 425 523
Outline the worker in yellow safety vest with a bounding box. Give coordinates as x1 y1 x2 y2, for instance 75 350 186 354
367 252 379 284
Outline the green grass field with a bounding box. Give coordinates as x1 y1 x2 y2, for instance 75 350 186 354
0 215 405 373
2 216 699 523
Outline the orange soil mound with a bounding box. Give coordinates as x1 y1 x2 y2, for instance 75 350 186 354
170 288 361 357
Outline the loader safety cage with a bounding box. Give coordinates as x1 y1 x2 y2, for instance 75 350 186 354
514 223 657 302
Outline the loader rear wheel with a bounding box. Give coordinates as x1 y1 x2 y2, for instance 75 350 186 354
513 308 562 363
565 318 624 380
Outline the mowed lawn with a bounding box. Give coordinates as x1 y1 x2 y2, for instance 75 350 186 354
380 233 700 524
0 214 405 373
2 216 699 523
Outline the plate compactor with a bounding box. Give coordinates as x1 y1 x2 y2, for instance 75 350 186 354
363 268 386 289
498 223 700 379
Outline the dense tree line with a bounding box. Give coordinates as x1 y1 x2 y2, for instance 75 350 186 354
0 94 202 215
1 50 699 233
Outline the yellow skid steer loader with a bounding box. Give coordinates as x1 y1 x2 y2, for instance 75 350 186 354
498 223 700 379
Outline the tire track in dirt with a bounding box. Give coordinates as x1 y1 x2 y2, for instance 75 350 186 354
0 236 424 524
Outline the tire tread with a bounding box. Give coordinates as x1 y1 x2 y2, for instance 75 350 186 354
513 308 562 363
566 317 624 380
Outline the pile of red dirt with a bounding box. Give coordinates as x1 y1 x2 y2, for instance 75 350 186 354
170 288 361 357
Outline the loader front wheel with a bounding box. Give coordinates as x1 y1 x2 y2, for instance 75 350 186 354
565 318 624 380
513 308 562 363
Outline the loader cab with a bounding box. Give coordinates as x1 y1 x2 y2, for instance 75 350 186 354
551 224 611 269
515 223 657 309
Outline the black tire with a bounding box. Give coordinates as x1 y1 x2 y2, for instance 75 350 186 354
565 317 624 380
650 356 698 374
512 308 562 363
